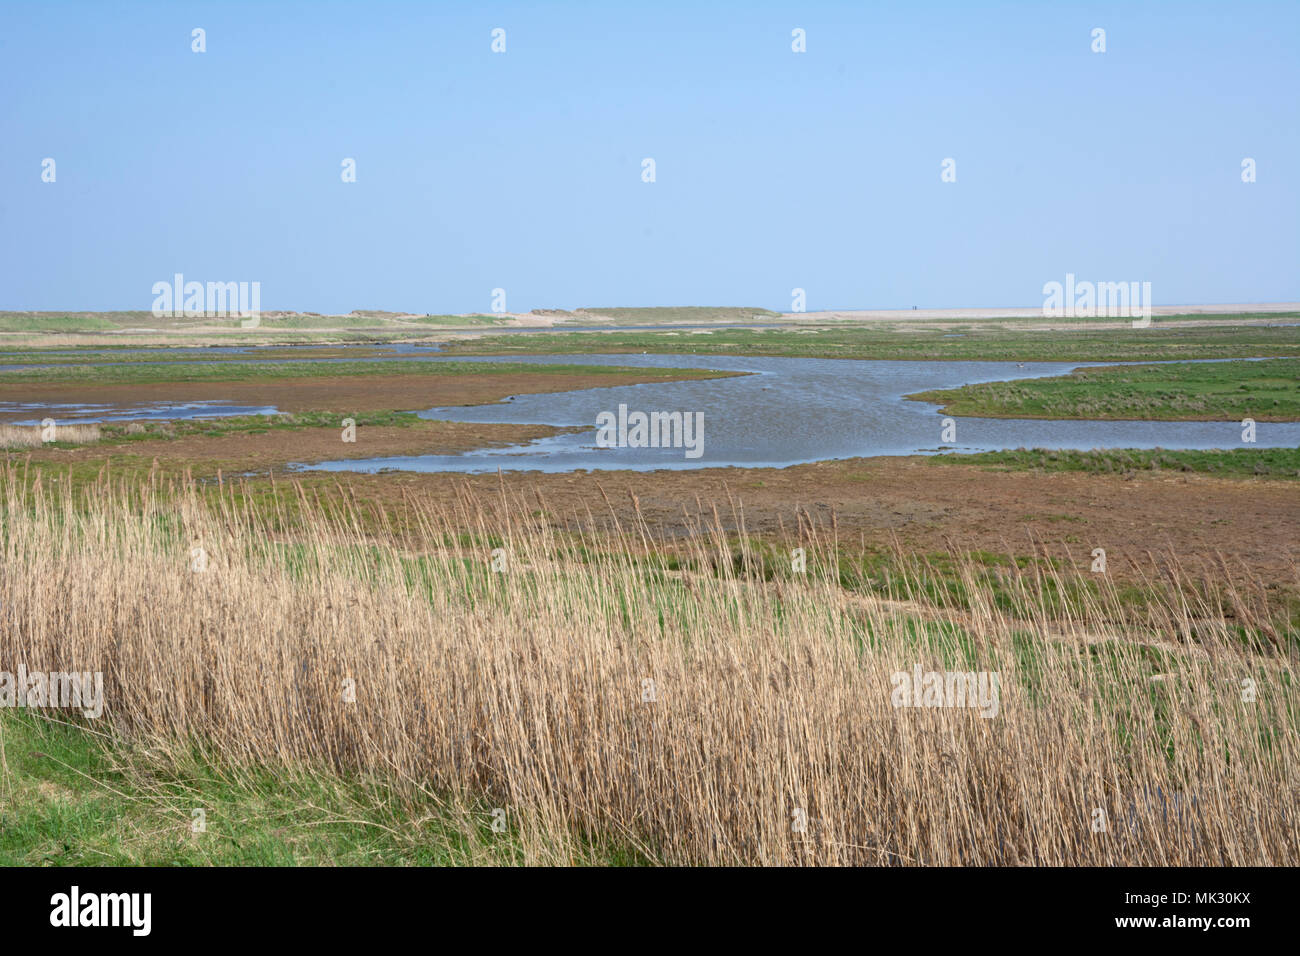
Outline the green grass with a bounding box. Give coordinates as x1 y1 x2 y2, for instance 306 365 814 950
908 358 1300 421
0 314 119 332
0 711 640 865
933 446 1300 478
433 321 1300 362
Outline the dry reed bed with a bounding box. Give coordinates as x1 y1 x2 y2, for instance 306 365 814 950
0 466 1296 865
0 423 101 448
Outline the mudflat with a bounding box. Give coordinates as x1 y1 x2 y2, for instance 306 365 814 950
0 368 729 422
295 457 1300 584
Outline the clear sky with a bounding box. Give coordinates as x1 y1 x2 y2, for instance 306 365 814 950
2 0 1296 314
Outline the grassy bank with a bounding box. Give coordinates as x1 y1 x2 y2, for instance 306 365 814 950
934 446 1300 478
0 468 1294 865
0 712 563 865
910 359 1300 421
0 315 120 333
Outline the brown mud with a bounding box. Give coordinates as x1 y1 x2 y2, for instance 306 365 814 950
0 368 734 423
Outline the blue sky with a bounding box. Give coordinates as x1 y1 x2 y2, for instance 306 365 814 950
2 0 1296 314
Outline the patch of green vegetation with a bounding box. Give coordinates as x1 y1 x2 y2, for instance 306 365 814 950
934 446 1300 478
614 539 1130 625
0 712 642 866
433 320 1300 362
909 358 1300 421
0 314 119 332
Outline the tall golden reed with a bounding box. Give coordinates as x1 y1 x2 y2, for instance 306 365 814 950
0 462 1295 865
